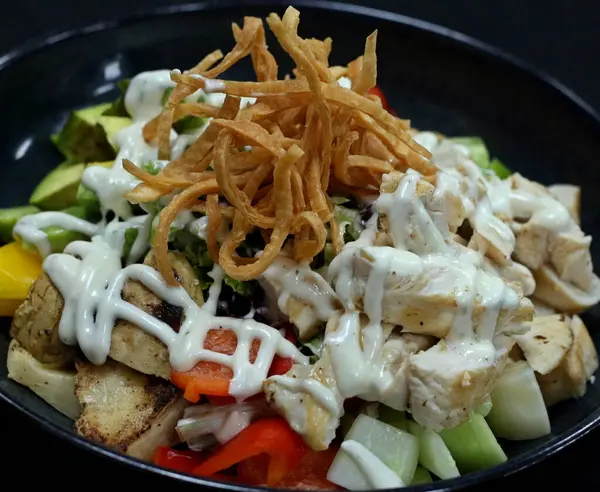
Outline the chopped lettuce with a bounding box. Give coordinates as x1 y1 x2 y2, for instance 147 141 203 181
334 203 361 243
170 228 254 295
161 88 208 134
122 227 139 260
331 196 351 205
141 160 167 176
302 332 324 358
449 136 490 168
489 158 511 179
449 136 512 179
223 275 256 297
171 228 213 268
174 116 208 134
161 87 174 106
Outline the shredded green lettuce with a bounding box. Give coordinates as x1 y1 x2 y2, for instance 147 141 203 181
223 275 256 297
170 228 255 295
334 203 361 243
302 332 324 358
488 158 511 179
449 136 512 179
161 87 174 106
171 229 213 268
122 227 139 260
174 116 209 134
161 88 208 134
141 160 166 176
330 196 351 205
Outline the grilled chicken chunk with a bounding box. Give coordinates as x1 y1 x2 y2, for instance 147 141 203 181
515 314 574 376
7 339 80 419
510 174 600 312
110 251 203 379
264 350 343 451
74 358 187 459
348 246 534 339
408 342 509 431
10 250 201 378
264 313 433 450
10 272 74 365
524 315 598 406
549 184 580 225
260 257 340 341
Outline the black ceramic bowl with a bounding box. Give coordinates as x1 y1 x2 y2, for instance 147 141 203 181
1 1 600 490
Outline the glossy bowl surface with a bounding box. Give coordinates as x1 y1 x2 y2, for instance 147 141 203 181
1 1 600 490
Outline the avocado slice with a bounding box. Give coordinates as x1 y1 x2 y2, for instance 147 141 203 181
97 116 133 149
102 79 131 117
19 206 90 256
30 163 86 211
52 103 116 162
173 116 208 134
0 205 41 243
30 161 113 211
76 161 114 215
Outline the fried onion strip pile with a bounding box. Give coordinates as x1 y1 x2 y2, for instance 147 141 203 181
124 6 433 285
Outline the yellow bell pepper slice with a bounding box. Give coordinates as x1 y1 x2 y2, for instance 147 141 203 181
0 242 42 317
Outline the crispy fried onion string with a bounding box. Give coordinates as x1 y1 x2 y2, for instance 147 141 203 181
124 6 433 284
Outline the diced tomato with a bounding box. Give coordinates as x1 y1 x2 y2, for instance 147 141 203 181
268 356 294 376
154 447 204 474
171 327 296 403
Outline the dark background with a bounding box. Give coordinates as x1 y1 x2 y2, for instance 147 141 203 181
2 0 600 488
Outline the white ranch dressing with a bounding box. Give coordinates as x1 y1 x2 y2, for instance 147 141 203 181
338 440 405 489
267 375 340 415
125 70 175 122
102 214 152 265
510 188 572 232
44 240 307 399
13 212 100 258
324 169 521 406
261 258 339 323
82 122 176 219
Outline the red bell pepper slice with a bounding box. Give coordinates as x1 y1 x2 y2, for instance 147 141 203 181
277 446 342 490
368 85 389 110
368 85 397 115
192 418 307 486
154 447 204 474
171 326 296 403
238 446 341 489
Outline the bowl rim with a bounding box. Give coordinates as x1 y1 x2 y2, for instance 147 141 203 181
1 1 600 490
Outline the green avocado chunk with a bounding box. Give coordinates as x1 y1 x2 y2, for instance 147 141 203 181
30 161 114 211
19 205 90 255
97 115 133 149
51 103 117 162
30 163 86 211
0 205 41 243
102 79 131 117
